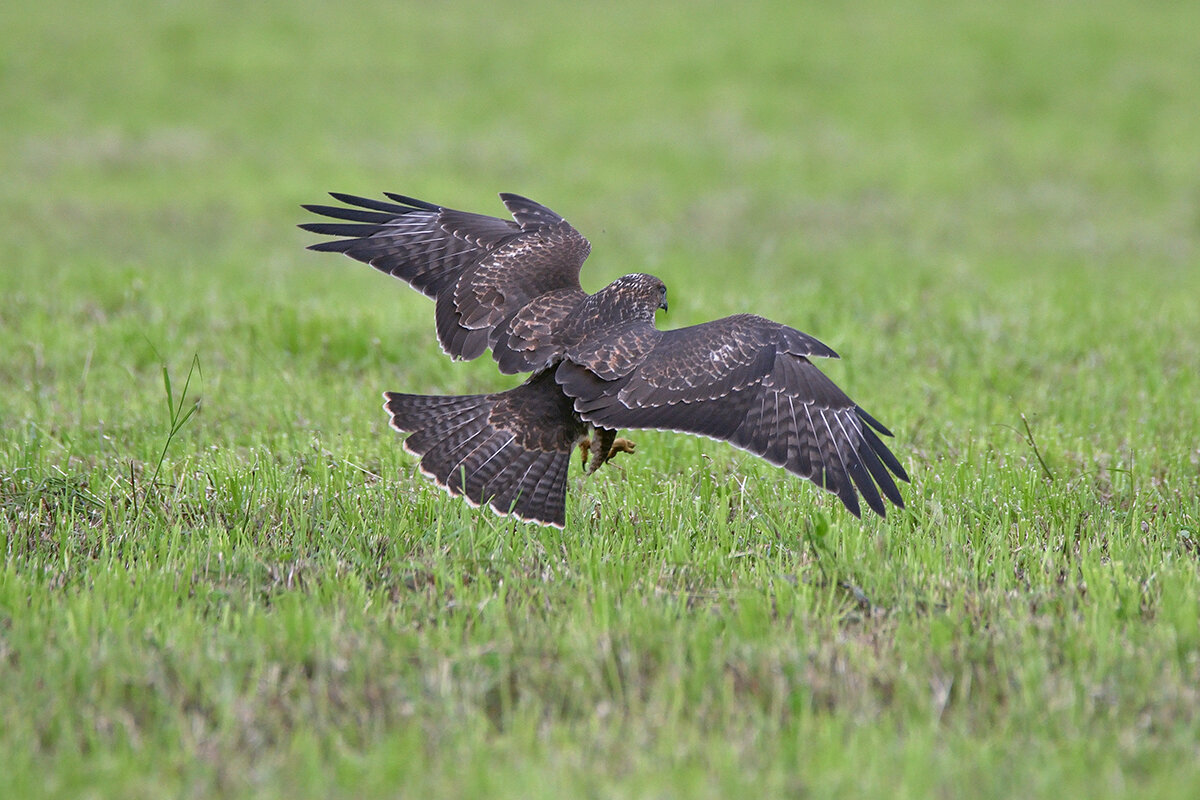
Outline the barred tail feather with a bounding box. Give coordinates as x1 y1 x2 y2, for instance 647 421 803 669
383 383 579 527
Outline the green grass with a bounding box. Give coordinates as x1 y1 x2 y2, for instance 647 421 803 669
3 0 1199 796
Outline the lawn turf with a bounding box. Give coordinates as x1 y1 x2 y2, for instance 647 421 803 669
2 0 1199 797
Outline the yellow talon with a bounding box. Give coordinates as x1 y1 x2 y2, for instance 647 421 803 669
578 435 636 474
609 437 636 457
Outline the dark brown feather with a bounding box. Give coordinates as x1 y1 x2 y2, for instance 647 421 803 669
302 193 591 366
383 370 586 527
555 315 907 518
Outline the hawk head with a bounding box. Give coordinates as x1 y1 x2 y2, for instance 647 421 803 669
603 273 668 320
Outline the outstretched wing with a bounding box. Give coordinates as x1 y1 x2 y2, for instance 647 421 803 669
300 192 590 363
555 314 908 517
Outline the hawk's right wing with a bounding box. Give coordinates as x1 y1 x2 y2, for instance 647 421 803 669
556 314 907 518
301 193 590 364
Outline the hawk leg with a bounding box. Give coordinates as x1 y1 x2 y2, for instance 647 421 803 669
578 428 637 474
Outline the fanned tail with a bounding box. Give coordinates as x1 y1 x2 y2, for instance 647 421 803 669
382 372 585 527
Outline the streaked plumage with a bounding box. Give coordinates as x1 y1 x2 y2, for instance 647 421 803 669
301 192 908 527
383 370 584 527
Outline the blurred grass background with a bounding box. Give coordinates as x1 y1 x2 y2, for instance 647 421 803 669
2 1 1199 797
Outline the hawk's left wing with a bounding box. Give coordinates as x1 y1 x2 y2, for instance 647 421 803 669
301 192 590 365
555 314 907 517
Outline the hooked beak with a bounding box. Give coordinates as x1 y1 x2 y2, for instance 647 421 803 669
659 298 668 312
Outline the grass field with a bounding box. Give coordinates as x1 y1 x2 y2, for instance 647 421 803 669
3 0 1199 796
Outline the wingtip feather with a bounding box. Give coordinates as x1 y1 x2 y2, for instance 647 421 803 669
382 192 441 210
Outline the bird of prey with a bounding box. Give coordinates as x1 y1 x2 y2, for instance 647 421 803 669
300 191 907 527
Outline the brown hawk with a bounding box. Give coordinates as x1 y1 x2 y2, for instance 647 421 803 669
301 192 908 527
